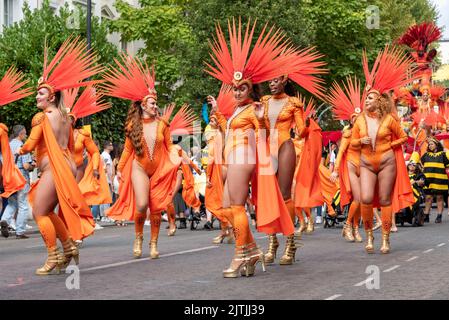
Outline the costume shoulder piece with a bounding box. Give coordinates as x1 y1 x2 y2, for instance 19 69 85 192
158 117 170 127
342 126 352 138
260 95 271 103
0 123 8 132
289 96 303 108
79 128 91 137
32 112 45 127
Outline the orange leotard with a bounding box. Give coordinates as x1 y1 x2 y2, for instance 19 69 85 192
351 113 407 173
117 118 173 177
73 129 100 170
260 94 308 151
334 127 360 172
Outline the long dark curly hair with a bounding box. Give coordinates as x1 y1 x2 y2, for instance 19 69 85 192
125 101 144 157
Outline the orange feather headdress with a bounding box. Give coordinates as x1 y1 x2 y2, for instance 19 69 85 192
205 18 296 88
327 76 364 121
0 67 32 106
161 103 199 136
214 85 236 119
38 36 103 96
102 53 157 102
397 22 442 51
64 86 111 121
363 45 417 96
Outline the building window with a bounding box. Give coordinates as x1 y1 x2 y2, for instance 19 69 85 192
3 0 14 26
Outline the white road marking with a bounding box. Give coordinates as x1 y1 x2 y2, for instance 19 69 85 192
406 256 418 262
354 277 374 287
80 246 220 272
437 243 446 247
383 265 400 273
423 248 434 253
324 294 342 300
256 236 268 240
26 244 45 249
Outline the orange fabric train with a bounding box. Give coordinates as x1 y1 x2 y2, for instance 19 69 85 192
205 133 225 220
318 164 338 216
29 116 94 240
78 155 112 205
295 119 324 208
0 123 26 197
181 163 201 209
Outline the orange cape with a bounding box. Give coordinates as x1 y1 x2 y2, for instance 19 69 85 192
295 120 324 208
318 164 338 216
0 124 26 197
106 148 181 220
181 163 201 208
29 117 94 240
338 151 352 207
78 155 112 205
251 132 295 236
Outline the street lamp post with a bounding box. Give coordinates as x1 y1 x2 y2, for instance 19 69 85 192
84 0 92 127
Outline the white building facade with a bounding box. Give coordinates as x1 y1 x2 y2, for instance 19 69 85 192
0 0 144 55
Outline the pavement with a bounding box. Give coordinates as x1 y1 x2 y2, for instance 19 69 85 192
1 212 449 300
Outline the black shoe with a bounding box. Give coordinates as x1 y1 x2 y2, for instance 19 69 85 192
435 214 442 223
16 234 29 239
178 218 187 229
424 214 429 223
203 221 213 230
0 220 9 238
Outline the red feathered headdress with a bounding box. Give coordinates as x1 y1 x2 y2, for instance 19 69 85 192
64 86 111 121
397 22 442 51
363 45 417 95
288 47 327 99
327 76 364 121
205 18 296 88
38 36 103 96
214 85 235 119
430 86 446 102
161 104 199 135
0 67 32 106
102 53 157 102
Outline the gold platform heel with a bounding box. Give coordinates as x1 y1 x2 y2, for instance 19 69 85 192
35 247 65 275
380 231 390 254
365 230 374 254
243 243 266 277
279 235 297 265
225 228 235 244
294 221 307 240
223 245 249 278
264 234 279 264
61 238 80 269
342 223 355 242
306 218 315 234
212 233 226 244
167 225 177 237
150 240 160 259
133 234 143 259
353 226 363 243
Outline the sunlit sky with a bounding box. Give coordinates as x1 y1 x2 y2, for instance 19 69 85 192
431 0 449 63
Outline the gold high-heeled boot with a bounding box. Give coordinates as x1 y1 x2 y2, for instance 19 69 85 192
149 240 159 259
380 231 390 254
212 233 226 244
36 247 65 275
294 221 307 240
223 244 249 278
306 218 314 234
133 234 143 259
61 238 80 269
225 228 235 244
167 225 177 237
264 234 279 264
353 226 363 243
279 235 297 265
365 230 374 254
342 223 355 242
242 242 266 277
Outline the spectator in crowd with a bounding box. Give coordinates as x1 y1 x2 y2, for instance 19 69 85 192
100 140 114 222
1 125 35 239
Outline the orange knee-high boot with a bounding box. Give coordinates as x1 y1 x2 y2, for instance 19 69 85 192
48 214 69 242
212 208 234 244
361 203 374 253
35 215 64 275
149 212 161 259
295 208 307 239
167 203 177 236
343 201 359 242
351 202 362 242
231 205 254 246
380 205 392 254
133 211 146 258
48 214 79 267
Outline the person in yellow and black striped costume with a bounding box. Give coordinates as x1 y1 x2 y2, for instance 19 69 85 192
421 137 449 224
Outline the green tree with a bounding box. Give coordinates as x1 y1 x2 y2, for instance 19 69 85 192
0 0 128 144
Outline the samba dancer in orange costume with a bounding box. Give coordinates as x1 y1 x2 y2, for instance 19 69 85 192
64 87 113 208
104 54 193 259
259 47 327 265
328 77 365 243
18 37 100 274
351 46 415 254
205 18 295 277
0 68 30 214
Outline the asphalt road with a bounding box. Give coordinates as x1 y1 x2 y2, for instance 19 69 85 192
1 214 449 300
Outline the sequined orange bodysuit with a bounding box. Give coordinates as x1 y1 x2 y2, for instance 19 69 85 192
334 127 361 174
117 118 173 177
260 94 308 152
73 129 100 170
351 113 407 173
